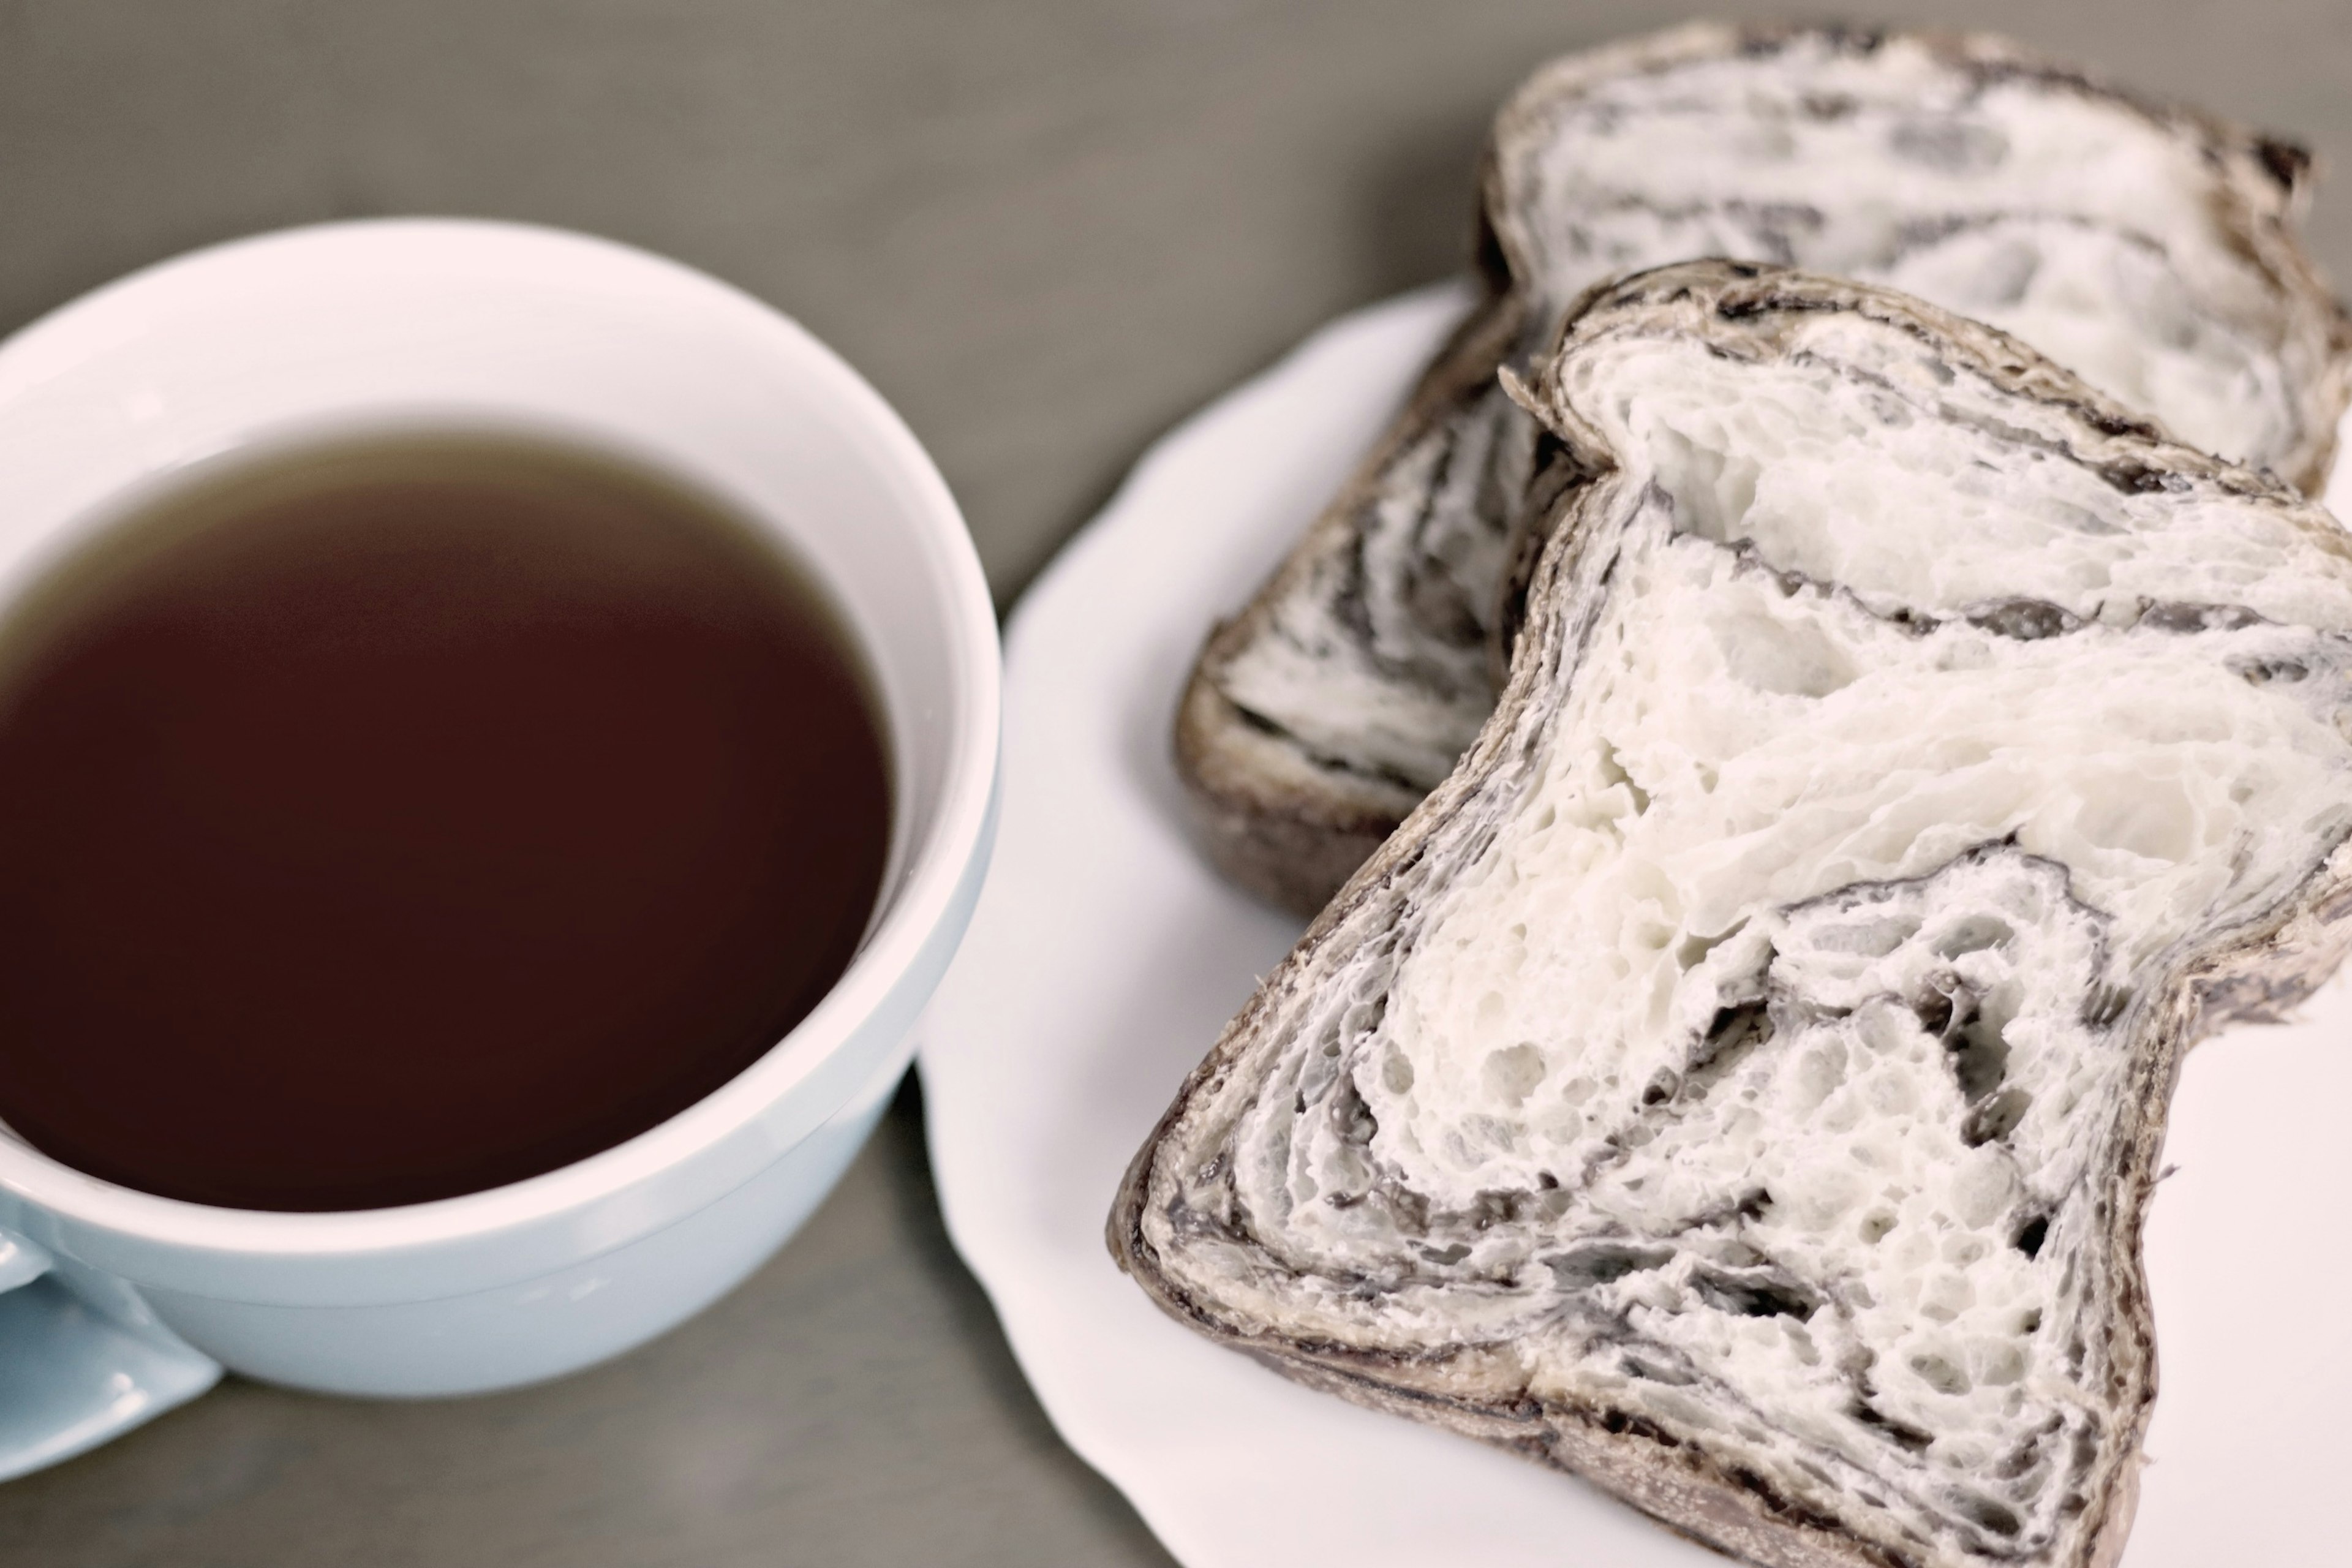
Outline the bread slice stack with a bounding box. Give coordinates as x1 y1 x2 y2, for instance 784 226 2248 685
1177 22 2351 914
1117 261 2352 1568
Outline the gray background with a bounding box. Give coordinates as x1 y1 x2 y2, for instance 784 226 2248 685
0 2 2345 1563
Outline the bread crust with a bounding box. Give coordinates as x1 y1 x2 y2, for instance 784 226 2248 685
1174 21 2352 918
1118 262 2352 1568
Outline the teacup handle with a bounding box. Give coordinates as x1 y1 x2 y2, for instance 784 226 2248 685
0 1224 222 1481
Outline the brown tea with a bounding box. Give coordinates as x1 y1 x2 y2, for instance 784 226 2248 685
0 431 892 1212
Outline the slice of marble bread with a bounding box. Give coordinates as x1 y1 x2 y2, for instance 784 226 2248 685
1178 21 2352 914
1115 262 2352 1568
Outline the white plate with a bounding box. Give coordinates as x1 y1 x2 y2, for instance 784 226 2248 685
918 284 2352 1568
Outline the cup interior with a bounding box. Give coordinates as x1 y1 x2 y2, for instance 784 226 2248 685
0 219 998 1236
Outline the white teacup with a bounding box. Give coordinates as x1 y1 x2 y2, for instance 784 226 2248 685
0 221 1000 1477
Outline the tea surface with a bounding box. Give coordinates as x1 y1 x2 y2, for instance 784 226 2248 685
0 431 891 1210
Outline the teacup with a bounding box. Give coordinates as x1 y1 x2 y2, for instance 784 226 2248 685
0 220 1000 1477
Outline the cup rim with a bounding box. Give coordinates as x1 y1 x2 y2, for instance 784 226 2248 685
0 217 1000 1257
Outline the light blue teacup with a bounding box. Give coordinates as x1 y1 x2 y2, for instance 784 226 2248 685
0 221 1000 1478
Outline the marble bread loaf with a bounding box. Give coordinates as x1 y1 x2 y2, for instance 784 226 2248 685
1177 22 2352 913
1115 263 2352 1568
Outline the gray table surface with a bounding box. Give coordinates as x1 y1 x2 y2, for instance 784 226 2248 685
1 2 2348 1564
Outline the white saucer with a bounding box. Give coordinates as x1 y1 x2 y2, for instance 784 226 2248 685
918 282 2352 1568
